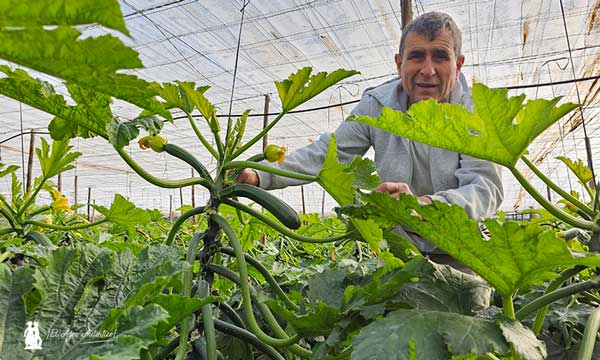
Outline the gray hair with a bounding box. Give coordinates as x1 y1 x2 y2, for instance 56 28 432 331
399 12 462 58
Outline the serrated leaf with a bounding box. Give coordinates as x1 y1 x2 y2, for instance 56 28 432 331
317 135 354 205
275 67 359 112
344 192 600 296
266 299 341 337
92 194 151 234
107 118 140 149
0 27 170 120
0 163 19 178
498 319 546 360
350 157 380 190
307 269 347 308
351 84 579 167
396 260 491 315
351 309 510 359
0 0 129 35
152 293 218 337
556 156 593 187
0 265 35 359
35 138 81 179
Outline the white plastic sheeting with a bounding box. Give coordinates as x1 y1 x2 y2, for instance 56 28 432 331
0 0 599 215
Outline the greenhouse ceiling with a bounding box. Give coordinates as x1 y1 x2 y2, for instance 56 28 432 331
0 0 599 215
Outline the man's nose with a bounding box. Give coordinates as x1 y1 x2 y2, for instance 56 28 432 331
419 57 436 77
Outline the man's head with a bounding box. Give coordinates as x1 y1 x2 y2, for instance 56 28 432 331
395 12 465 104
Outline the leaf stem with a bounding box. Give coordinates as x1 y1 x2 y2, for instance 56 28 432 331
211 214 301 347
510 166 599 231
516 276 600 320
577 306 600 360
0 227 16 236
16 178 47 219
117 147 213 190
522 156 594 216
199 280 217 360
219 247 299 311
0 207 17 229
503 294 516 320
232 112 285 160
210 318 285 360
187 113 219 159
24 218 107 231
176 231 206 360
28 206 52 218
532 266 586 335
223 161 317 182
223 199 352 243
166 206 206 245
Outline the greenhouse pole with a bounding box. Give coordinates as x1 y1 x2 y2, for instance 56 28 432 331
74 175 78 214
57 173 62 192
25 129 35 191
301 186 306 214
179 187 184 216
87 187 91 221
191 169 195 208
401 0 413 29
262 94 270 151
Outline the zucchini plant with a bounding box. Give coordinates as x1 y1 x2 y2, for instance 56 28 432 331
2 1 600 359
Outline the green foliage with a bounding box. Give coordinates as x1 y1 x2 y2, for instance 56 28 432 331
556 156 594 188
0 265 34 359
275 67 359 112
317 135 354 205
351 84 578 167
92 194 151 238
352 309 544 359
106 115 164 149
36 138 81 179
0 0 129 34
343 192 600 297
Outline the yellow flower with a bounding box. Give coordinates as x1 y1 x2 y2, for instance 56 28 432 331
264 144 286 164
50 189 73 213
138 135 167 152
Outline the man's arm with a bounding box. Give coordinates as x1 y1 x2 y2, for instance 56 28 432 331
430 155 503 219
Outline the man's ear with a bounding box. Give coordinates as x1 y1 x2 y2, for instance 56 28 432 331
455 55 465 75
394 53 402 76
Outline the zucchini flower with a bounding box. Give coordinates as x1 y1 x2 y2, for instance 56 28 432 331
264 144 287 163
138 135 167 153
50 189 73 213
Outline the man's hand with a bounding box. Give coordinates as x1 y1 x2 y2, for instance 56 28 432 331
375 182 431 204
236 169 259 186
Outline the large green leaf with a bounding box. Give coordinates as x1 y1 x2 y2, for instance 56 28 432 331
343 192 600 296
556 156 594 187
395 260 491 315
0 244 188 359
0 27 170 120
0 0 129 35
352 310 520 360
350 84 578 167
92 194 151 236
275 67 359 112
266 299 342 337
36 138 81 180
317 135 354 205
0 265 35 360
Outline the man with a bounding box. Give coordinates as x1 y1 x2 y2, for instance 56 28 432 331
238 12 503 265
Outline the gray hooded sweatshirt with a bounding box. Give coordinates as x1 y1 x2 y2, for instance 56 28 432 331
257 74 503 252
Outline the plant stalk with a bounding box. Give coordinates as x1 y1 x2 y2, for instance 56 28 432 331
187 113 219 159
503 294 516 320
577 306 600 360
199 280 217 360
522 156 594 216
516 276 600 320
510 166 599 231
223 161 317 182
24 218 107 231
224 199 352 243
232 112 286 159
166 206 206 245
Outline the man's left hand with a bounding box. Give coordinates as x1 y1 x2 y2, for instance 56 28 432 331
375 182 432 204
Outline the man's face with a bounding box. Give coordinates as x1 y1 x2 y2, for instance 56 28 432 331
395 30 464 104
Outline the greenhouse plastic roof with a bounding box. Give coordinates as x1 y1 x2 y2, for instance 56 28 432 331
1 0 599 216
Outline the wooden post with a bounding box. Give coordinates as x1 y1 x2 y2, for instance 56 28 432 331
191 169 195 208
87 187 92 221
58 173 62 192
300 185 306 214
262 94 270 151
321 190 326 218
73 175 78 213
25 129 35 191
401 0 413 29
169 195 173 221
179 187 184 216
91 200 96 221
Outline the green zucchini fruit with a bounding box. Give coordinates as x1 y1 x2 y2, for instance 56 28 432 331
163 143 211 180
25 230 56 249
223 184 301 230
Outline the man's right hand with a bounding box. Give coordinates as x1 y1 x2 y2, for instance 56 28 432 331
235 169 259 186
